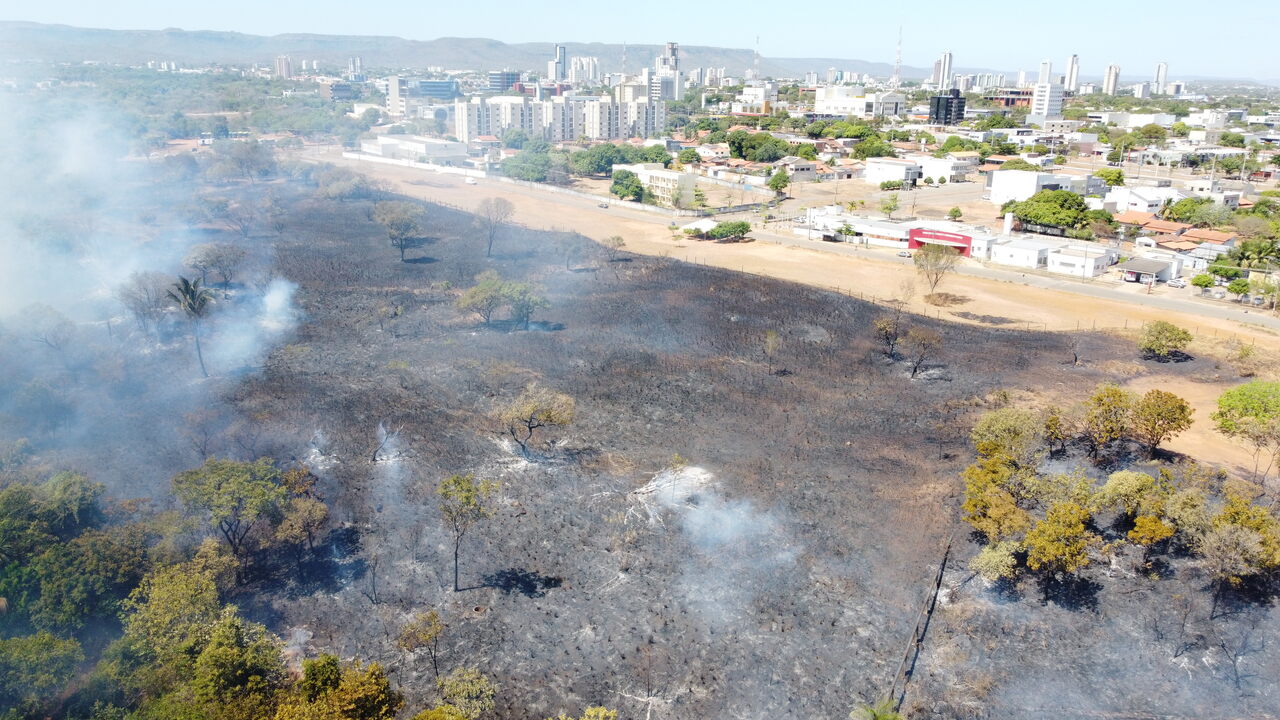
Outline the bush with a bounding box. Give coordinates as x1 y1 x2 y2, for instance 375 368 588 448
878 180 904 191
1138 320 1192 358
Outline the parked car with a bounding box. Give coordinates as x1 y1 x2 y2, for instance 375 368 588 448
896 251 912 258
464 177 478 185
1253 296 1267 306
1167 277 1187 288
598 202 609 208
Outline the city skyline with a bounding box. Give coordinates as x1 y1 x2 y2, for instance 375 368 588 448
3 0 1274 80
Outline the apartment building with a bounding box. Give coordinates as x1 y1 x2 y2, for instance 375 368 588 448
612 162 696 207
454 95 666 142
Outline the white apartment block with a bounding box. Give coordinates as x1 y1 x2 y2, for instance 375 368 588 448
612 163 696 207
1028 82 1064 124
455 95 666 142
813 86 906 117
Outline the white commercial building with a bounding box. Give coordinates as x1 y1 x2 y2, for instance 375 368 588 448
813 86 906 117
360 135 468 164
905 154 968 183
863 158 922 186
612 163 696 207
1046 245 1117 278
987 169 1107 205
990 237 1069 269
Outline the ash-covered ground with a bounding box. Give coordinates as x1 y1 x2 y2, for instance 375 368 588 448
213 184 1271 719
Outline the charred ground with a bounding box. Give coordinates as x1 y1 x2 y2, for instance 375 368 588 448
199 178 1261 719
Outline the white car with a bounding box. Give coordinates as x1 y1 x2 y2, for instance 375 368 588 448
1167 277 1187 288
464 177 478 185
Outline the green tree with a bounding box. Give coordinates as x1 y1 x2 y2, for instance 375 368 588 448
501 129 528 149
1095 167 1125 186
1139 320 1193 358
172 458 287 558
168 276 215 377
438 474 498 592
436 667 497 720
609 169 645 201
961 456 1032 541
398 610 445 678
998 158 1039 171
970 407 1044 467
0 632 83 713
1024 502 1100 575
300 655 343 701
1007 189 1090 229
1213 381 1280 478
373 202 427 262
503 282 549 330
676 148 700 165
969 540 1020 582
767 168 791 196
498 384 575 455
1130 390 1194 457
1220 132 1246 148
455 271 507 325
879 193 900 219
707 221 752 241
948 206 962 221
1191 273 1215 292
1227 277 1251 301
191 612 287 717
121 561 223 652
1082 384 1136 456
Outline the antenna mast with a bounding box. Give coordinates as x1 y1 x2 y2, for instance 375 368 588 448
754 35 760 78
622 41 628 78
892 26 902 88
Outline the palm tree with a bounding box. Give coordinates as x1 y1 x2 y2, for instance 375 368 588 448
167 276 214 377
850 698 903 720
1229 239 1280 269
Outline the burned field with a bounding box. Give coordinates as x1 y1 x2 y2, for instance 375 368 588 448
208 183 1252 719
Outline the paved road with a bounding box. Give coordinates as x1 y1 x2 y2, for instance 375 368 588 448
748 227 1280 332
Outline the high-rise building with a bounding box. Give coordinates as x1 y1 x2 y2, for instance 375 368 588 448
826 67 839 84
385 76 408 116
1132 82 1151 99
487 70 521 93
936 51 953 90
273 55 293 79
1154 62 1168 95
928 88 966 125
1038 60 1053 84
656 42 680 73
346 56 365 82
1103 64 1121 96
547 45 567 81
1065 54 1079 92
1029 82 1064 122
1016 69 1027 88
570 57 599 84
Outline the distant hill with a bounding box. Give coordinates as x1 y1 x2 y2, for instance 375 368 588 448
0 22 940 80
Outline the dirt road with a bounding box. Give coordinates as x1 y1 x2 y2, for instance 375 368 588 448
326 152 1280 351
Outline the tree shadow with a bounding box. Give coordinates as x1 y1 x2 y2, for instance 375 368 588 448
1038 573 1102 612
404 256 439 264
924 292 970 307
1143 350 1194 363
479 568 563 598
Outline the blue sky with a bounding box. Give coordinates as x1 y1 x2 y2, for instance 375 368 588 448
7 0 1275 78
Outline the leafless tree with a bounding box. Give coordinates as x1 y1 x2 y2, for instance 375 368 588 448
904 327 943 378
476 197 514 258
115 271 172 333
